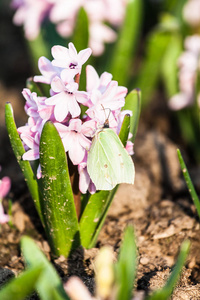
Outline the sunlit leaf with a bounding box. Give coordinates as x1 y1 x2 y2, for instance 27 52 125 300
39 121 80 256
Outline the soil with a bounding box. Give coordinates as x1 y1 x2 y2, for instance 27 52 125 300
1 1 200 299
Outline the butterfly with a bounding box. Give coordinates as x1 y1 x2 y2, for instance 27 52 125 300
87 123 135 190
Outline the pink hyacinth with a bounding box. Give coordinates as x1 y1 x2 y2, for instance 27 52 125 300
51 43 92 77
78 153 96 194
17 42 134 193
11 0 127 56
54 119 96 165
169 35 200 110
183 0 200 27
12 0 53 40
34 56 63 85
45 76 88 121
0 177 11 199
86 81 127 124
0 176 11 224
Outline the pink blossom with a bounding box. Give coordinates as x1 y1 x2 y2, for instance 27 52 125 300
0 177 11 225
0 202 10 224
11 0 127 56
86 81 127 124
51 43 92 77
49 0 82 36
78 154 96 194
83 0 125 55
34 56 63 85
20 129 42 178
86 65 113 95
89 22 117 56
45 76 88 121
80 65 113 108
64 276 94 300
21 88 54 134
16 42 133 193
21 132 40 161
184 35 200 54
126 140 134 156
169 93 194 110
169 35 200 110
0 177 11 199
49 0 82 24
183 0 200 27
12 0 53 40
55 119 96 165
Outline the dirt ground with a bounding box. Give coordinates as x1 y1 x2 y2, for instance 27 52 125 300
1 98 200 299
1 1 200 299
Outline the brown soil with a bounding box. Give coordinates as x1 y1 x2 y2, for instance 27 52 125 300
1 1 200 299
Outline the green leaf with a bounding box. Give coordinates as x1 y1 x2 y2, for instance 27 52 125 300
27 31 51 73
72 7 89 52
177 108 200 163
177 149 200 219
135 29 172 108
147 240 190 300
39 121 80 256
164 0 188 21
161 32 182 98
5 103 42 222
0 265 43 300
72 7 89 92
26 76 51 99
79 190 112 248
26 77 44 96
123 89 141 142
21 236 69 300
115 226 137 300
109 0 142 86
118 114 131 147
80 116 131 248
80 187 118 248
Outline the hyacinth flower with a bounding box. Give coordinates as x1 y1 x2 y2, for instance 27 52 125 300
11 0 126 56
169 35 200 111
0 175 11 224
5 42 141 257
10 0 142 93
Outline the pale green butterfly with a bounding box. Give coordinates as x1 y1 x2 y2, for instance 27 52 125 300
87 118 135 191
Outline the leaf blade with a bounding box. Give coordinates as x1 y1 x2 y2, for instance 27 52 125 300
0 266 43 300
21 236 69 300
39 121 80 256
115 226 137 300
109 0 143 86
5 103 42 221
123 89 141 143
177 149 200 219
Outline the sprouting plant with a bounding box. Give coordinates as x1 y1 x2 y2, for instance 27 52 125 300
177 149 200 220
5 42 141 257
0 226 190 300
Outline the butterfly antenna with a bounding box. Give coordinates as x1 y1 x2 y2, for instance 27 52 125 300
100 104 111 128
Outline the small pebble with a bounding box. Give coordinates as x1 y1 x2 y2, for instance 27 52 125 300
140 257 149 265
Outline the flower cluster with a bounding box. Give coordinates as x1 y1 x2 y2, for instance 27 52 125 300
169 35 200 110
0 174 10 224
183 0 200 27
18 43 132 194
11 0 127 56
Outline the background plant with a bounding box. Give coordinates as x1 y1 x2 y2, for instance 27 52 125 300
0 226 190 300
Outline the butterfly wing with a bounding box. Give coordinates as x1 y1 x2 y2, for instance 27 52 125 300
87 129 135 190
